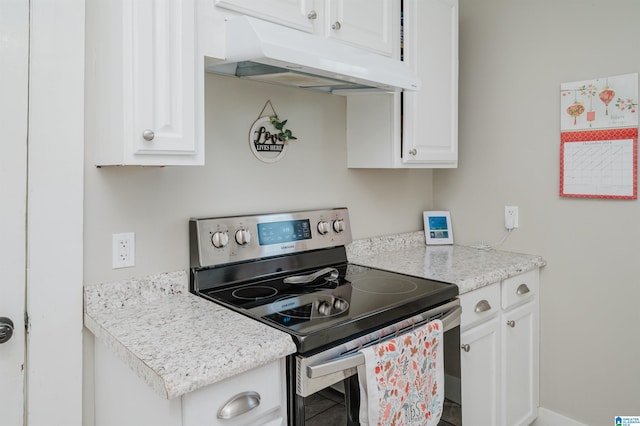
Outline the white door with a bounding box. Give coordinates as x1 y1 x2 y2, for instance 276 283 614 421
0 0 29 424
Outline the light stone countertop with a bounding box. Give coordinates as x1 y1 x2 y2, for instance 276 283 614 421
346 231 547 294
84 231 545 401
84 270 297 400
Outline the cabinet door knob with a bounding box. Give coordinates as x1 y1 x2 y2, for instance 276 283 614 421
332 21 342 30
142 129 155 141
307 10 317 20
461 344 470 352
474 299 492 313
409 149 417 156
507 320 516 328
516 284 530 295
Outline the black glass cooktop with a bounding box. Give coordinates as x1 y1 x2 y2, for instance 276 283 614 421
199 263 458 353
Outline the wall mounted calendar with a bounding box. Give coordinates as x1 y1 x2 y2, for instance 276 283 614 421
560 73 638 199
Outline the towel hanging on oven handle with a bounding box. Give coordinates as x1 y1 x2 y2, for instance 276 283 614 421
306 304 461 379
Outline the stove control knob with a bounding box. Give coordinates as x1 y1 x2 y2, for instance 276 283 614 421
332 219 345 233
317 301 332 316
317 221 330 235
333 299 348 311
211 231 229 248
235 228 251 245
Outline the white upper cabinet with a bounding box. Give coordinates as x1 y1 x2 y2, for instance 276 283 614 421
403 0 458 166
214 0 318 33
87 0 204 166
212 0 396 56
346 0 458 168
326 0 396 56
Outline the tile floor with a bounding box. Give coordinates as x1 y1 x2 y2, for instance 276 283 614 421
305 387 462 425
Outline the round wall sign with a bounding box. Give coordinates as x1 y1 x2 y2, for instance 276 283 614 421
249 116 288 163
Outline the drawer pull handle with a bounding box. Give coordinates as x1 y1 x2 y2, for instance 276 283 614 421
474 299 492 313
217 391 261 419
507 320 516 328
516 284 530 296
461 344 470 352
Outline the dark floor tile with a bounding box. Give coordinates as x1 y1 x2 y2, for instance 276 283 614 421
304 393 340 420
318 387 347 404
440 398 462 426
305 403 348 426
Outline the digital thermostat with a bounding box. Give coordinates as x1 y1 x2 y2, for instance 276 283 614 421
423 211 453 245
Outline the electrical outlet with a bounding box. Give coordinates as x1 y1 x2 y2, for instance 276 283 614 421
504 206 519 230
112 232 135 268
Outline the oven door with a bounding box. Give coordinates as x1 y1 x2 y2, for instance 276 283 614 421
288 299 462 425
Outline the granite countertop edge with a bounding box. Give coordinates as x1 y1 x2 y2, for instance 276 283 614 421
84 270 297 400
84 231 546 400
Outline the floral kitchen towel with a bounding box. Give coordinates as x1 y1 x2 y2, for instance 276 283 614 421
357 319 444 426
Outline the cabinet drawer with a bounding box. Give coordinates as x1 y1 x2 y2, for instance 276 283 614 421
501 269 539 310
182 360 285 426
459 282 500 330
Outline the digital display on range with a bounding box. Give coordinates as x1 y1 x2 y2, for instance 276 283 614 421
257 219 312 246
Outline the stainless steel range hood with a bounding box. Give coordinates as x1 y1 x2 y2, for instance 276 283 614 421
204 16 420 94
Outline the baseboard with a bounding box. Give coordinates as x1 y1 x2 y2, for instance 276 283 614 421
531 408 588 426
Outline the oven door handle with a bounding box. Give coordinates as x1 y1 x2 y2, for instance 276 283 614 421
306 304 461 379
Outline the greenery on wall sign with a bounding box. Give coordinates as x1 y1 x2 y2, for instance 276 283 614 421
269 115 297 144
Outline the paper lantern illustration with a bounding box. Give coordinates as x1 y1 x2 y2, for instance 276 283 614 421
599 87 615 115
567 102 585 125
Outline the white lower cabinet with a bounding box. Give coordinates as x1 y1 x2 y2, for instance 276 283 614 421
183 360 287 426
502 297 539 426
459 269 539 426
93 338 287 426
461 316 500 426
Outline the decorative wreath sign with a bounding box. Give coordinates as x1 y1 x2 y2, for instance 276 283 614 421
249 100 297 163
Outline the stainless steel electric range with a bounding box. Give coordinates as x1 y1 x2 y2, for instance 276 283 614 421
190 208 462 426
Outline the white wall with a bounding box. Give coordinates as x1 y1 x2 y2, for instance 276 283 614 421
434 0 640 424
83 74 435 285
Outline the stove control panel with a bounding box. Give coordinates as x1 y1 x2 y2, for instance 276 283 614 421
190 208 352 268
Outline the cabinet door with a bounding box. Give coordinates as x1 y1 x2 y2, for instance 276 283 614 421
403 0 458 167
327 0 397 56
502 300 539 426
130 0 199 160
215 0 318 33
460 317 500 426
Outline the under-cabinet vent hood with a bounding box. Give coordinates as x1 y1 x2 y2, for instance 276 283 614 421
205 16 421 93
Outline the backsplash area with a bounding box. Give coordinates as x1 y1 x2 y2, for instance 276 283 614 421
83 73 435 285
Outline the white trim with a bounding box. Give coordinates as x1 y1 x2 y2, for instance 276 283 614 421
531 408 588 426
26 0 84 425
